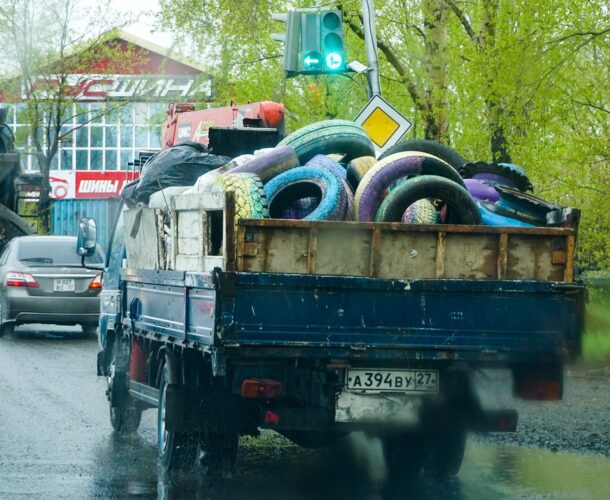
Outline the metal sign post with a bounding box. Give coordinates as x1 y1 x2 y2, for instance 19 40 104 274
362 0 381 97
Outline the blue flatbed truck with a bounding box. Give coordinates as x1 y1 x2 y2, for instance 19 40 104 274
81 191 584 480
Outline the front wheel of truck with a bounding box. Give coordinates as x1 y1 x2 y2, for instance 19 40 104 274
108 338 142 434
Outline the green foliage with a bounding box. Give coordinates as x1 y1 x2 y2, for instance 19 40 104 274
583 288 610 362
159 0 609 270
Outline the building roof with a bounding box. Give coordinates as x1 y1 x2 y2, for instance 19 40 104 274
116 30 210 75
0 29 210 79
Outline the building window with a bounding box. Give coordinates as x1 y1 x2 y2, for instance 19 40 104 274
7 102 164 171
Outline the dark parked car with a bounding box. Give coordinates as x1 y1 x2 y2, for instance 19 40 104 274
0 235 104 337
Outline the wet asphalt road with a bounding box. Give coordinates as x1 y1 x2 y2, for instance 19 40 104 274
1 325 609 500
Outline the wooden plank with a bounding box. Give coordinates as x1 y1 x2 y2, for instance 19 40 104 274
497 233 509 279
239 218 575 237
172 192 226 211
224 192 236 272
435 232 446 279
564 234 575 282
307 226 318 274
124 208 160 269
170 203 178 270
369 226 382 277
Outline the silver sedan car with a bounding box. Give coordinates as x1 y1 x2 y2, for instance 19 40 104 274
0 235 104 337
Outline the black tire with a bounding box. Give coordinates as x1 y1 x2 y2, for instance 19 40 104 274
423 427 466 479
195 429 239 478
230 145 299 182
278 120 375 164
265 166 347 221
158 363 197 471
346 156 376 190
214 172 269 222
82 323 98 338
379 139 468 172
355 153 464 222
382 428 465 484
376 175 482 225
0 322 14 337
108 339 142 434
382 432 425 483
460 161 533 192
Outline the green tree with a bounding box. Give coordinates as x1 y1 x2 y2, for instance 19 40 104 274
159 0 609 270
0 0 138 233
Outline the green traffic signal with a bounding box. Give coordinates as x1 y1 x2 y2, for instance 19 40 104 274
303 51 322 69
325 52 343 70
271 8 346 77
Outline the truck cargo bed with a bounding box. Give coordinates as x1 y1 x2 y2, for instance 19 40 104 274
121 268 584 364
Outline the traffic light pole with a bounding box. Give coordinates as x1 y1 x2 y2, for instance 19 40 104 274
362 0 381 97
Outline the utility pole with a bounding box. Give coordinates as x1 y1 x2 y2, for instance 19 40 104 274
362 0 381 97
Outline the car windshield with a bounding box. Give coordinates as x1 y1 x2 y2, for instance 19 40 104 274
18 239 104 266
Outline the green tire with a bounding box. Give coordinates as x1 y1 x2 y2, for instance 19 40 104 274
278 120 375 164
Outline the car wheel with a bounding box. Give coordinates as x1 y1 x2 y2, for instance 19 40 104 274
0 322 15 338
82 323 98 337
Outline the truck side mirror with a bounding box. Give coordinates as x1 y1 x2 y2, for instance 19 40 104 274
77 217 97 257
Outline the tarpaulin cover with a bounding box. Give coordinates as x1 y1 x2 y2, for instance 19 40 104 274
132 142 230 205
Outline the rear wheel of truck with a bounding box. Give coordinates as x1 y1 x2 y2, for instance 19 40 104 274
158 363 197 471
108 338 142 434
382 427 466 483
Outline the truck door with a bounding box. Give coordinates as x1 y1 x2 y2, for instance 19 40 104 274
98 204 126 355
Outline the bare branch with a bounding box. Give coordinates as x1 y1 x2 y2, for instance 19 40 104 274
444 0 478 45
547 27 610 45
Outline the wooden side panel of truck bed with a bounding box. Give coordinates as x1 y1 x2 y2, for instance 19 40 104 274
236 220 576 282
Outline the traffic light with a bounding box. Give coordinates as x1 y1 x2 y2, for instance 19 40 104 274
272 9 346 77
271 12 301 76
320 10 346 72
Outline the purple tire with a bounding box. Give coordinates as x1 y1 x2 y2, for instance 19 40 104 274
354 152 467 222
230 145 299 182
342 180 355 220
464 179 500 202
355 153 425 222
305 154 347 179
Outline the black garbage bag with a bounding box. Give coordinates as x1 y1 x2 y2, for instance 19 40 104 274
133 142 231 204
121 179 140 208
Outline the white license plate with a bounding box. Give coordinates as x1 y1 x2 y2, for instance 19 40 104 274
54 278 75 292
346 369 438 393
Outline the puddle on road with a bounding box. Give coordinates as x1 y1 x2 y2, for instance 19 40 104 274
460 441 610 500
88 434 610 500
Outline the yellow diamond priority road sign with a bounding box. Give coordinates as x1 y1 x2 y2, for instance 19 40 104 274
354 95 412 155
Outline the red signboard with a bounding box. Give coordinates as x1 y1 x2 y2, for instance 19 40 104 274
50 171 138 199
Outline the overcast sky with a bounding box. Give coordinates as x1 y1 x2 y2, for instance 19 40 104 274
106 0 175 49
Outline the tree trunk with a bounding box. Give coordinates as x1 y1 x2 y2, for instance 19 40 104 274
481 0 512 163
423 0 449 142
38 154 51 234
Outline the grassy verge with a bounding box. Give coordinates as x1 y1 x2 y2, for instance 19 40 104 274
583 292 610 363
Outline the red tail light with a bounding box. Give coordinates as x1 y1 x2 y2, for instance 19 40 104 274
241 379 283 399
6 272 40 288
88 274 102 289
